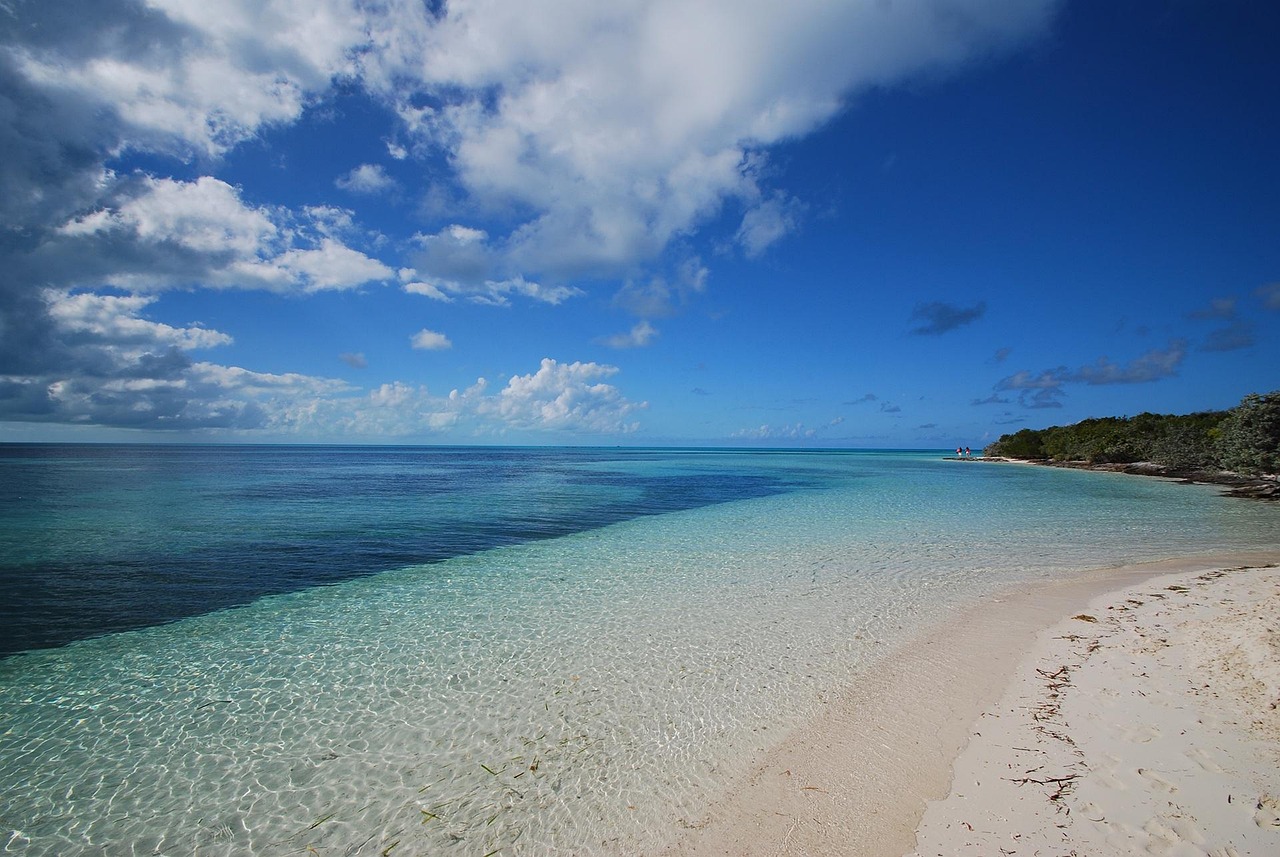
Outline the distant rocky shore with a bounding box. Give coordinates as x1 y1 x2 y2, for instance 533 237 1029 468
956 456 1280 501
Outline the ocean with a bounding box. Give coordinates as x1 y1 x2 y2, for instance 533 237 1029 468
1 445 1277 855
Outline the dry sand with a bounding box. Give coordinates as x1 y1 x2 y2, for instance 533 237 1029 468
664 551 1280 857
909 560 1280 857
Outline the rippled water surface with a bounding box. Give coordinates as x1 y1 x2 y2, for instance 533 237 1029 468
2 446 1278 855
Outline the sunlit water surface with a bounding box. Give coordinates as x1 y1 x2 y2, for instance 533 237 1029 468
2 446 1277 855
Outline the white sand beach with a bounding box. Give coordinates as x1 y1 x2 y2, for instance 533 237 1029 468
909 559 1280 857
667 552 1280 857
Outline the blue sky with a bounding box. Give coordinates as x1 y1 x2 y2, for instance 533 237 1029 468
1 0 1277 446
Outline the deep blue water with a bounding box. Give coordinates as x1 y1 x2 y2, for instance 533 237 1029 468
0 444 851 656
3 445 1279 855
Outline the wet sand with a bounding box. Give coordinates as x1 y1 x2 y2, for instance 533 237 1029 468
664 551 1280 857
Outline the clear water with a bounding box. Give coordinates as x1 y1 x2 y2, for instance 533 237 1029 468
1 446 1277 855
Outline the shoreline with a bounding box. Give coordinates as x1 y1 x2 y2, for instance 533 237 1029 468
662 550 1280 856
960 455 1280 501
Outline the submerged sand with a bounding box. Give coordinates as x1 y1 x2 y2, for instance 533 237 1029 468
665 551 1280 857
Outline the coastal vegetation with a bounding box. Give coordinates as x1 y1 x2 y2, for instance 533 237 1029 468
983 391 1280 476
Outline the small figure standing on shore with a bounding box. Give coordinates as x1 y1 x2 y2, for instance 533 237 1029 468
964 446 971 458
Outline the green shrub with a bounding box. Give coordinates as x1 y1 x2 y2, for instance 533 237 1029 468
983 403 1240 470
985 427 1045 459
1148 413 1222 471
1216 392 1280 475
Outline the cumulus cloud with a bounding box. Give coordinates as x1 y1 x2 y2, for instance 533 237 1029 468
336 163 397 195
4 339 644 437
2 289 281 429
410 329 453 351
268 239 394 292
734 423 818 440
732 416 843 441
908 300 987 335
0 289 301 430
8 0 362 160
58 175 274 254
0 0 1058 437
0 2 400 436
486 358 647 433
412 225 493 284
46 290 232 351
365 0 1057 277
44 175 393 293
280 360 646 438
4 0 1059 287
405 227 583 305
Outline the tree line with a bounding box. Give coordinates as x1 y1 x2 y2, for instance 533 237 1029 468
982 391 1280 476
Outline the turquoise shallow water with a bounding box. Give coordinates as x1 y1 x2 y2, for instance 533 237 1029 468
1 447 1278 855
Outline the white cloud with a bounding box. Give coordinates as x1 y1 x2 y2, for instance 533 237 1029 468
733 423 818 440
59 175 276 255
409 224 495 284
303 205 359 237
410 329 453 350
45 289 232 351
270 238 395 291
0 0 1056 439
366 0 1056 276
55 175 393 293
736 193 803 257
600 320 659 349
189 362 353 397
612 257 709 317
733 415 847 441
8 0 1057 287
468 276 581 307
487 357 647 433
252 357 645 437
403 281 454 302
11 0 366 158
8 0 1057 294
336 163 397 194
403 228 583 304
